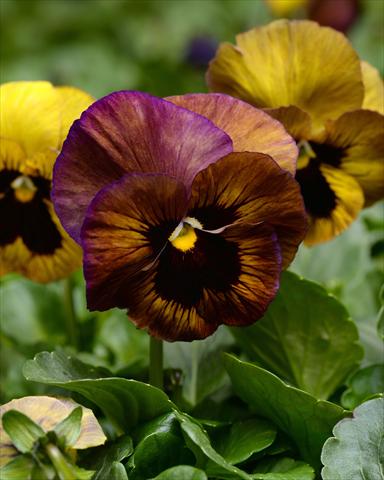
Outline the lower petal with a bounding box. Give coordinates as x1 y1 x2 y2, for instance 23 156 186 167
303 164 364 245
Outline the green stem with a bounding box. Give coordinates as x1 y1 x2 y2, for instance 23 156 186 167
149 336 163 390
64 277 79 350
45 443 76 480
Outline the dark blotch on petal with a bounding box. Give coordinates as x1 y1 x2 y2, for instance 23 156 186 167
296 161 337 218
189 204 238 230
154 230 240 307
310 142 344 167
0 169 62 254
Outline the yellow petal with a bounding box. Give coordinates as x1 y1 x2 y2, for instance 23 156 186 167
325 110 384 206
207 20 364 134
0 396 106 466
304 164 364 245
266 0 307 16
55 86 94 145
0 81 61 158
361 61 384 114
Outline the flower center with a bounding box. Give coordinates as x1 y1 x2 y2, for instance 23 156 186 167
169 216 203 252
11 175 37 203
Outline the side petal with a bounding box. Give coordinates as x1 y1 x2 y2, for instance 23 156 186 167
0 81 60 158
304 164 364 245
167 93 298 174
188 152 307 268
81 173 188 312
325 110 384 206
53 91 233 242
207 20 364 133
361 61 384 114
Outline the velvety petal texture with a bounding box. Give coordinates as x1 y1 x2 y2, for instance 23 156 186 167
325 110 384 206
207 20 364 133
0 81 93 282
53 91 233 242
167 93 298 174
81 153 306 341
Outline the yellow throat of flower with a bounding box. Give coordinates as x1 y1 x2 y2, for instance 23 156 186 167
11 175 37 203
169 217 203 252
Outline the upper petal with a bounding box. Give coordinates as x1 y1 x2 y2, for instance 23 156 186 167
55 86 94 146
167 93 298 174
207 20 364 133
0 81 61 158
361 61 384 114
188 152 308 268
53 91 233 243
81 173 188 312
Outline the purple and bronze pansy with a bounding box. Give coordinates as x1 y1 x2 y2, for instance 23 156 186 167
52 91 307 341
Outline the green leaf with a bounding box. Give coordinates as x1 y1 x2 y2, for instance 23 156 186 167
377 285 384 340
321 397 384 480
252 457 315 480
129 413 194 479
90 436 133 480
150 465 208 479
0 455 34 480
290 215 384 366
23 351 174 431
109 462 128 480
0 278 67 345
2 410 45 453
54 407 82 448
174 411 252 480
224 355 348 470
216 419 277 465
231 272 363 399
341 364 384 409
164 328 234 406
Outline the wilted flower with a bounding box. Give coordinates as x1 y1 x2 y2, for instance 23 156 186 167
207 20 384 245
0 81 93 282
53 91 307 341
0 396 106 479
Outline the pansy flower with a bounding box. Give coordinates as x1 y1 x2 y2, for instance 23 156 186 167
207 20 384 245
0 81 93 281
53 91 307 341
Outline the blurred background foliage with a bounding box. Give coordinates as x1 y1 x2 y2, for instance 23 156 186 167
0 0 383 405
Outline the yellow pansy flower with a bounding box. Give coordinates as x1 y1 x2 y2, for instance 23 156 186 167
207 20 384 245
0 81 93 281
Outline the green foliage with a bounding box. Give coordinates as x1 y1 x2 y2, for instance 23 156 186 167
2 410 45 453
224 355 348 470
54 407 82 448
151 465 208 480
231 271 363 399
341 364 384 409
321 397 384 480
214 419 277 465
23 351 174 431
0 455 34 480
88 435 133 480
252 457 315 480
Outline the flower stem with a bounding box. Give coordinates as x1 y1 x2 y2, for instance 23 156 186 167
149 336 163 390
64 277 79 350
